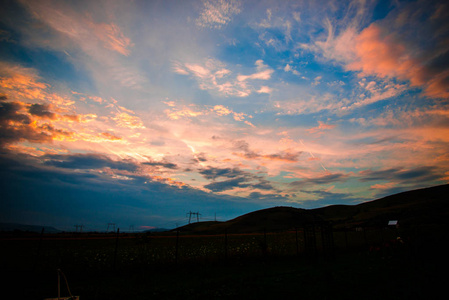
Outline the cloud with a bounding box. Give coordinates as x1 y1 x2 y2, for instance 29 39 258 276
307 121 336 135
232 139 302 162
289 172 349 189
165 106 205 120
173 59 273 97
43 153 139 171
112 112 145 129
309 1 449 100
162 101 254 128
0 152 262 230
28 103 57 119
359 166 442 184
196 0 241 29
284 64 300 75
212 105 253 122
142 160 178 170
173 59 249 97
199 166 246 180
0 100 74 147
203 176 274 193
236 69 273 81
273 93 347 115
257 86 273 94
203 177 248 192
20 1 133 56
349 20 449 99
199 165 275 193
237 60 274 81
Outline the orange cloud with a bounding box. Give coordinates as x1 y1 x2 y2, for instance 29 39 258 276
91 22 133 56
307 121 336 134
347 23 449 99
165 107 204 120
20 2 133 57
112 112 145 129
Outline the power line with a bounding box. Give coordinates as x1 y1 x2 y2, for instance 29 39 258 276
186 211 201 224
107 223 116 232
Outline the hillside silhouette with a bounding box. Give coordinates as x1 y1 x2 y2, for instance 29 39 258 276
175 184 449 234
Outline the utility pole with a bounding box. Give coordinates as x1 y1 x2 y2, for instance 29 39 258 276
186 211 201 224
107 223 116 232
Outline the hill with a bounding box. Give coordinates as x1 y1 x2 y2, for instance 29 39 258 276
0 222 61 233
313 184 449 228
175 184 449 234
176 207 320 234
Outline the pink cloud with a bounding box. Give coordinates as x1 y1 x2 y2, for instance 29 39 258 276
196 0 241 29
311 3 449 101
347 22 448 99
21 1 133 57
307 121 336 135
90 22 133 56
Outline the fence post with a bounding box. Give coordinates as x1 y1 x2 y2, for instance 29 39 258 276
113 228 120 271
175 230 179 265
33 227 45 272
344 227 349 250
263 228 267 256
295 228 299 256
224 228 228 261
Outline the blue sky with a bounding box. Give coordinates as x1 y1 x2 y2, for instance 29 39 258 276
1 0 448 231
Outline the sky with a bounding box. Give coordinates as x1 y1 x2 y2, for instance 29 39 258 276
1 0 448 231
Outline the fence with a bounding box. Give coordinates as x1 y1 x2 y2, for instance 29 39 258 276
3 223 402 275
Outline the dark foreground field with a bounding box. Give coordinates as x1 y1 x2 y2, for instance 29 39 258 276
2 224 448 300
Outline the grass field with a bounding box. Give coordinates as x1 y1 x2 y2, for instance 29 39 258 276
1 225 447 299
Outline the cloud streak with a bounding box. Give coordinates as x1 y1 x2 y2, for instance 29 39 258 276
196 0 241 29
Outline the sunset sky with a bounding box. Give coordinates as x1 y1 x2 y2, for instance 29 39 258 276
1 0 448 231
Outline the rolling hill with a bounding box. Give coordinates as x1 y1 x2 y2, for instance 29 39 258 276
0 222 61 233
175 184 449 234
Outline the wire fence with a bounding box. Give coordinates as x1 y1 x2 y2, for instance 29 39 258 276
4 223 405 275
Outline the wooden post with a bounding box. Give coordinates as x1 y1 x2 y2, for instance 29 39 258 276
224 228 228 261
113 228 120 271
175 230 179 264
344 227 349 250
295 227 299 256
33 227 45 272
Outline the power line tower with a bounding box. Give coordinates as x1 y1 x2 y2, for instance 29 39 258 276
186 211 201 224
107 223 116 232
129 225 134 233
74 225 83 233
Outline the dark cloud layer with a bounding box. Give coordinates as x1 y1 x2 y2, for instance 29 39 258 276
0 153 263 230
289 173 349 188
359 166 441 183
0 101 52 146
233 140 302 162
143 160 178 170
200 166 275 192
199 166 246 180
28 103 56 119
43 153 139 171
0 99 73 147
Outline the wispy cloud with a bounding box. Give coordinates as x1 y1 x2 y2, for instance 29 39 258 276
288 173 349 189
20 1 133 56
196 0 241 29
200 166 275 193
307 1 449 100
173 59 273 97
